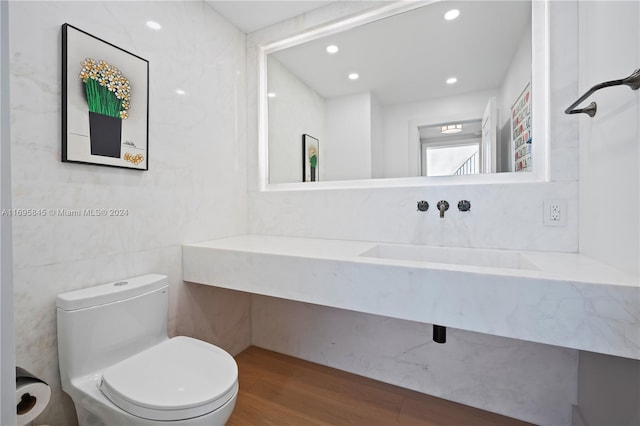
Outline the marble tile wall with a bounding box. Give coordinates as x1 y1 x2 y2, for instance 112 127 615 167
252 296 578 426
247 2 581 425
577 0 640 277
249 181 579 252
9 1 249 425
247 1 580 250
8 1 587 425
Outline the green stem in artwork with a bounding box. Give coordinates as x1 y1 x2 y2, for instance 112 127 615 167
84 79 122 118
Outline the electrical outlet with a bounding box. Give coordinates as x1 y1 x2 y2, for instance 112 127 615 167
543 199 567 227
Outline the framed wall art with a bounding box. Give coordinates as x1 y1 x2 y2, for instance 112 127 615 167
62 23 149 170
302 134 319 182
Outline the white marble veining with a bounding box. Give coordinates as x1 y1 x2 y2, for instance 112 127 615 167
245 0 581 254
10 2 629 426
239 7 589 424
10 2 249 425
252 295 578 426
249 181 579 252
184 235 640 360
577 0 640 278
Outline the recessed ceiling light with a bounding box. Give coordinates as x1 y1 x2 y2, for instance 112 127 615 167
444 9 460 21
446 77 457 85
326 45 339 54
348 73 359 80
267 92 277 98
175 89 186 95
146 21 162 30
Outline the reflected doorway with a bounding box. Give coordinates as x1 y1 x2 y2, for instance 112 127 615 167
419 119 482 177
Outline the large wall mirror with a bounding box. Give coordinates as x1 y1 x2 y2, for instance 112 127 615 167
262 0 548 185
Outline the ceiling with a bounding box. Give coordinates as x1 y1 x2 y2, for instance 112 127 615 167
419 119 482 142
269 0 531 106
205 1 333 33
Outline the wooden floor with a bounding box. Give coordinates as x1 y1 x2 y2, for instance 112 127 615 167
227 346 534 426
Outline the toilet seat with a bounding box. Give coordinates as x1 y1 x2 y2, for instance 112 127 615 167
99 336 238 421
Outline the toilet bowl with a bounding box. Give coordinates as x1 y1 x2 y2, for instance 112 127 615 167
56 274 238 425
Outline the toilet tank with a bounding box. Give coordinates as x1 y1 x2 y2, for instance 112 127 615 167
57 274 169 386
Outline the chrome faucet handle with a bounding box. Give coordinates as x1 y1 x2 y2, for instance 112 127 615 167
417 201 429 212
437 200 449 218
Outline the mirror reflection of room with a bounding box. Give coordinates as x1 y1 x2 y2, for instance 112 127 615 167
419 119 483 177
267 0 532 184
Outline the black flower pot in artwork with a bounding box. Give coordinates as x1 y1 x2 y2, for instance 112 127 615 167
89 112 122 158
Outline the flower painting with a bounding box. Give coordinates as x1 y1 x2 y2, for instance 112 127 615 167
79 58 131 120
303 134 319 182
62 24 149 170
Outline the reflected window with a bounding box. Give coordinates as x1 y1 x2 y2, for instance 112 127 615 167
423 143 480 177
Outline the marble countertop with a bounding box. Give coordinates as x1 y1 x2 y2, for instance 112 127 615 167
183 235 639 359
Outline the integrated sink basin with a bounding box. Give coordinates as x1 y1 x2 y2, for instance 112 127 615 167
184 235 640 360
359 244 538 270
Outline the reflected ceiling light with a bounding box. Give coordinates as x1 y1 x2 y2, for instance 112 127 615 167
175 89 186 95
446 77 457 84
441 124 463 134
326 45 339 54
348 73 359 80
444 9 460 21
267 92 277 98
146 21 162 30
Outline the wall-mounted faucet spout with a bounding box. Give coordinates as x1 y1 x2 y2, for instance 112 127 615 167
437 201 449 218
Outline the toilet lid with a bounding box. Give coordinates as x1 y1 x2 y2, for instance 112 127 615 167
99 336 238 421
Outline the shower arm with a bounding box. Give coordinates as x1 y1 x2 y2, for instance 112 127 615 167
564 68 640 117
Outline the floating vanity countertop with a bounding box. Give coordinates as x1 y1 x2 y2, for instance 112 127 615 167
183 235 639 360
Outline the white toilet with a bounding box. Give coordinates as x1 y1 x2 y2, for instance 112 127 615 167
56 274 238 425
